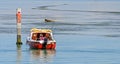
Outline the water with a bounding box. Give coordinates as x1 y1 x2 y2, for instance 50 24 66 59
0 0 120 64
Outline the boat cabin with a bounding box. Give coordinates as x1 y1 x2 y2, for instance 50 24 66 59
30 28 54 41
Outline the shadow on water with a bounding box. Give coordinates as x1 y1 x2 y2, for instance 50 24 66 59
29 49 56 64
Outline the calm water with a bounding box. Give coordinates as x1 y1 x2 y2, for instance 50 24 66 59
0 0 120 64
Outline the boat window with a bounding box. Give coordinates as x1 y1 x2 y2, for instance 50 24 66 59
32 33 53 40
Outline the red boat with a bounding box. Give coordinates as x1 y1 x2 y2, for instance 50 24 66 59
26 28 56 49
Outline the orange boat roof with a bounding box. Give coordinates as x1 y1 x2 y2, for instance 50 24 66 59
31 28 52 33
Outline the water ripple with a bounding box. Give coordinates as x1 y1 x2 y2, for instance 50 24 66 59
33 4 120 14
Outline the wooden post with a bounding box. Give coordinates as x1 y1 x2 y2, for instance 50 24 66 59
16 8 22 44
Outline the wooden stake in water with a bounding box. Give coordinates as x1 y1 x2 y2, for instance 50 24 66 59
16 8 22 44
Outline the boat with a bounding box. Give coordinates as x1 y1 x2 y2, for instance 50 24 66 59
26 28 56 49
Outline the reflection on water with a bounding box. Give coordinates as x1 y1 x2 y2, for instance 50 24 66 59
30 49 56 64
16 44 56 64
16 45 22 64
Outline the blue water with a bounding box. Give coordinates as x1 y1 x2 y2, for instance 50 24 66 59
0 34 120 64
0 0 120 64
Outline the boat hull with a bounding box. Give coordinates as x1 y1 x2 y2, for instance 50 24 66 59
27 41 56 49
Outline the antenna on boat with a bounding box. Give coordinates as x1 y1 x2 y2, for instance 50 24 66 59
16 8 22 45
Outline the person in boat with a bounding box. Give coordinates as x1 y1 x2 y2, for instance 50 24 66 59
42 33 51 49
32 33 37 40
45 33 52 40
39 34 44 40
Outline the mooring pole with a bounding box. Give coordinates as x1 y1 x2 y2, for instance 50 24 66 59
16 8 22 44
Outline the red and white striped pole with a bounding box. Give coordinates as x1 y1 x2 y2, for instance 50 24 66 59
16 8 22 44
